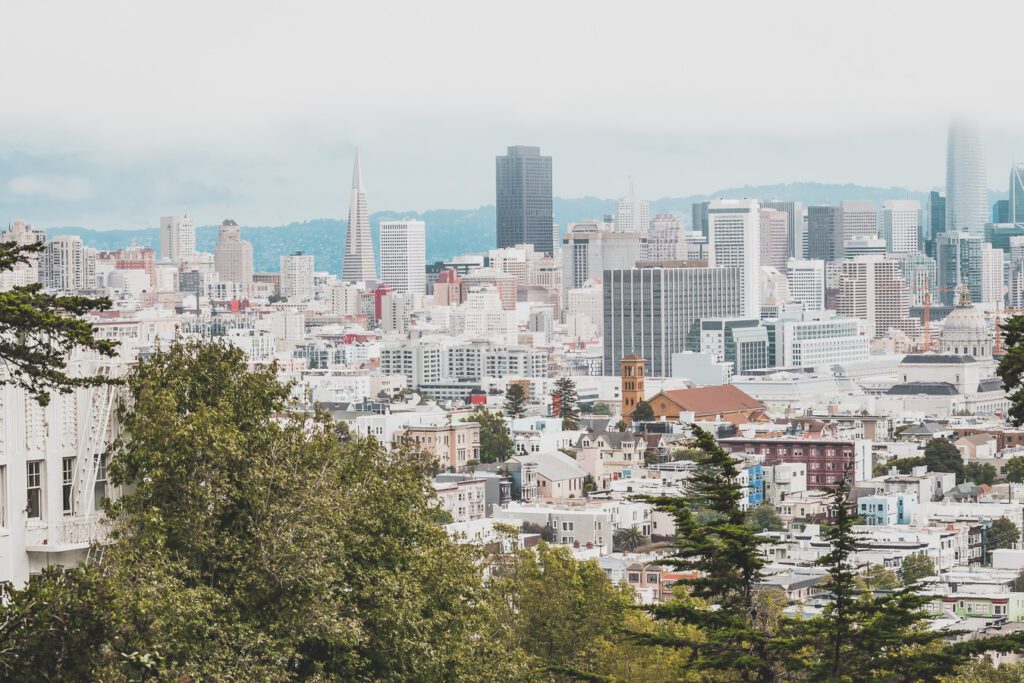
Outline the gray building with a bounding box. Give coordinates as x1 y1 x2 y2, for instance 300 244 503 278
1011 164 1024 225
807 206 840 262
936 232 983 306
603 265 744 377
761 200 804 259
691 201 710 237
561 225 646 296
496 145 554 255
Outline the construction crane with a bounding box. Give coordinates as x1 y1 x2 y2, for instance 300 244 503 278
909 277 953 353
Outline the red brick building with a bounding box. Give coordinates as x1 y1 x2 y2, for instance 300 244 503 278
718 437 865 488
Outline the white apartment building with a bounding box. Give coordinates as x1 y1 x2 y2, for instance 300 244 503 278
450 286 516 343
40 236 96 291
279 252 315 301
159 214 196 262
379 220 426 294
881 200 921 254
708 198 761 319
786 258 825 312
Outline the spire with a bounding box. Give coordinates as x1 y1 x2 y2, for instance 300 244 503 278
352 147 363 191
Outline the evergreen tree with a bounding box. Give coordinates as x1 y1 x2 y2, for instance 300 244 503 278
502 383 528 418
0 241 117 405
987 517 1021 563
631 399 655 423
998 315 1024 426
923 438 966 482
1005 455 1024 483
899 553 935 585
638 426 785 682
465 406 515 463
553 377 581 430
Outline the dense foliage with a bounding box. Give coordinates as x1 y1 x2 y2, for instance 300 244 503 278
552 377 580 430
466 406 516 464
503 383 528 418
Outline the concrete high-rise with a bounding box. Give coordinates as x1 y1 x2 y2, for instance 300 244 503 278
214 219 254 289
786 258 825 312
945 120 988 235
40 235 96 291
838 200 878 257
614 181 649 233
647 214 686 262
496 146 554 255
759 207 789 271
1011 163 1024 224
881 200 921 254
159 214 196 262
836 255 910 339
561 224 645 298
379 219 426 294
760 200 804 258
342 149 377 283
708 198 761 319
279 252 315 301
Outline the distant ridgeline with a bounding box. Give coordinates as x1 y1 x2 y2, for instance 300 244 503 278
45 182 969 272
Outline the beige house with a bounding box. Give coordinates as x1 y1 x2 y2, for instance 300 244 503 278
404 421 481 471
508 451 587 501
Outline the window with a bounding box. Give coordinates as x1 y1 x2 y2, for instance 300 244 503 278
628 572 641 583
562 521 574 531
26 461 42 519
647 573 659 583
62 457 75 514
94 454 108 510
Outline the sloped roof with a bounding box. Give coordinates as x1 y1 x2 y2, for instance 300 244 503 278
513 451 586 482
653 384 765 415
886 382 959 396
901 354 976 364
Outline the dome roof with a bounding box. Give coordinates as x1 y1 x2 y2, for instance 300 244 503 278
940 305 989 338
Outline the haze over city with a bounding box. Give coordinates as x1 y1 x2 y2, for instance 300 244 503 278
4 0 1024 228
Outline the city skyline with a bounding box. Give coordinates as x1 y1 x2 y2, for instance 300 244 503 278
4 1 1024 228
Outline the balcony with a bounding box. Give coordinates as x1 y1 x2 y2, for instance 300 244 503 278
25 514 109 552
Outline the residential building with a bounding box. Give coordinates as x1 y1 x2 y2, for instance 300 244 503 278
279 252 315 301
719 437 870 487
432 478 486 523
40 236 96 291
159 213 196 262
379 219 426 294
496 145 554 255
405 422 481 471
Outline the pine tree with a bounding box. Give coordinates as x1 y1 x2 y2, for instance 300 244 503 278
998 315 1024 426
502 383 528 418
553 377 581 430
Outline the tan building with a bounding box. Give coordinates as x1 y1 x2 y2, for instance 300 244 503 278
214 218 254 291
621 355 646 423
836 255 912 339
645 384 767 425
432 478 486 523
405 421 481 472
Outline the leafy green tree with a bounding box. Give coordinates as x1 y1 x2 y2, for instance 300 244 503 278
638 425 786 682
0 241 118 405
465 406 515 463
502 383 528 418
552 377 580 430
924 438 965 482
988 517 1021 563
1006 456 1024 483
613 526 649 553
855 564 902 591
631 399 655 422
899 552 936 585
745 502 785 532
591 402 611 416
966 461 998 486
614 418 628 432
998 314 1024 426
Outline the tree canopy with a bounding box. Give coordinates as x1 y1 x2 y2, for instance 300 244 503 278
631 399 655 423
465 406 515 464
923 438 965 482
552 377 580 430
502 383 528 419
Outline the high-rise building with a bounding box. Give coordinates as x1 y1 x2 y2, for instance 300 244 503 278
613 181 649 233
214 219 254 289
496 145 554 255
836 255 910 339
279 251 315 301
691 201 710 237
603 265 744 376
979 243 1005 306
881 200 921 254
379 219 426 294
342 149 376 283
1011 164 1024 225
159 214 196 262
0 220 45 290
708 198 761 319
40 235 96 291
936 232 986 306
927 191 946 256
838 200 878 258
759 207 789 272
842 236 887 259
807 206 840 262
993 200 1011 224
761 200 804 258
786 258 825 312
901 253 937 307
945 119 988 235
646 214 687 262
561 225 646 297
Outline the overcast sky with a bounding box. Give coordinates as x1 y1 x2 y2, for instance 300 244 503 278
2 0 1023 229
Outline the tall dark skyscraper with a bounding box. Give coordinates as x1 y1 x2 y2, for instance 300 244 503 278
806 205 839 262
993 199 1010 223
691 201 710 237
927 190 946 257
496 145 554 254
1011 163 1024 224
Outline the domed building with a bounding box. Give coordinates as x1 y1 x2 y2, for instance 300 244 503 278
939 284 994 358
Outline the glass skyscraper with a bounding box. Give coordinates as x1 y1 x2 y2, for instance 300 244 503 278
945 120 988 235
495 146 554 255
1011 163 1024 224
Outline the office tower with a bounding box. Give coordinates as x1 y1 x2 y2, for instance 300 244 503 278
901 253 937 307
214 219 254 288
496 145 554 254
842 236 887 259
979 244 1005 306
708 198 761 318
603 265 744 376
836 255 910 339
838 200 878 258
341 149 376 283
379 219 426 294
759 208 789 271
786 258 825 312
936 231 983 306
993 200 1011 224
2 219 45 246
761 200 804 258
807 205 840 262
561 225 646 296
1009 237 1024 308
946 119 988 234
279 251 315 301
691 201 710 237
40 235 96 291
159 214 196 262
647 213 686 261
928 191 946 239
614 181 649 232
764 313 870 368
881 200 921 254
1012 164 1024 224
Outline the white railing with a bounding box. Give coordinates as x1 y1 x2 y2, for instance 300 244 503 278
24 514 108 550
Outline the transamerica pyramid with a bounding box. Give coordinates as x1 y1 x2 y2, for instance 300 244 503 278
341 148 377 283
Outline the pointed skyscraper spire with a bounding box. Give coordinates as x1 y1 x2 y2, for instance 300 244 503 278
341 148 377 283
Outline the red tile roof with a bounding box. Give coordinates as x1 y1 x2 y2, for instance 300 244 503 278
655 384 765 416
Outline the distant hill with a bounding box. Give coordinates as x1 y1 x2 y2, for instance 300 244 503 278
50 182 997 272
